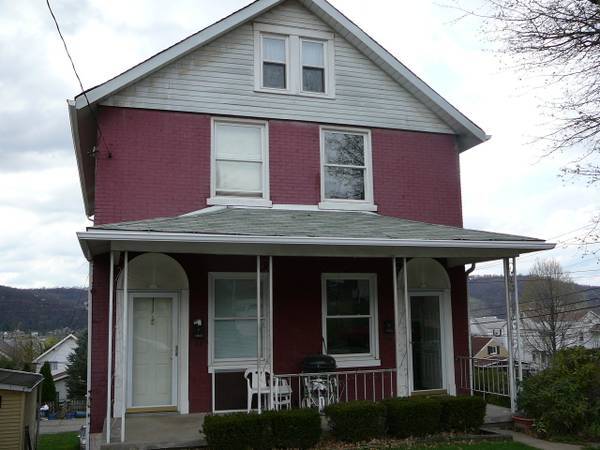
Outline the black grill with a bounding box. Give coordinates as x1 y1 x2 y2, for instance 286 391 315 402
301 354 336 373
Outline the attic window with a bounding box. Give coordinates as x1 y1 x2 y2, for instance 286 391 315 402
254 23 334 97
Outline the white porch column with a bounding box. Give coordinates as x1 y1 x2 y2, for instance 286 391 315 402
512 257 524 383
256 255 262 414
269 256 274 379
106 252 114 444
402 257 411 395
392 257 401 396
120 251 128 442
503 258 517 412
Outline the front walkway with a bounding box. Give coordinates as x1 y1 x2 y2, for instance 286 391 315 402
101 413 206 450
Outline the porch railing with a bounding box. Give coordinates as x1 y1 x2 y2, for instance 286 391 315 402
275 368 397 411
456 356 510 398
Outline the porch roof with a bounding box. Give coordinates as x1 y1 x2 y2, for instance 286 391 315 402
78 207 554 265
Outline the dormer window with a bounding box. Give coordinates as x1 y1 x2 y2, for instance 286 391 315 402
254 23 334 98
319 127 376 211
208 118 271 207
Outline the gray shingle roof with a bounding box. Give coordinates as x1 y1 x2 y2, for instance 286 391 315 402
0 368 43 392
93 208 542 243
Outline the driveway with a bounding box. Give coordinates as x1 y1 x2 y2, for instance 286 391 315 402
39 418 85 434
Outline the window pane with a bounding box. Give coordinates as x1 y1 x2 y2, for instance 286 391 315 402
215 123 262 160
263 62 286 89
302 41 324 67
326 279 370 316
215 279 257 318
214 320 257 359
327 318 370 354
324 132 365 166
263 37 286 62
324 166 365 200
302 67 324 93
216 160 262 194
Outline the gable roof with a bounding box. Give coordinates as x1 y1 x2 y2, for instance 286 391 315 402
471 336 494 355
68 0 489 216
0 368 43 392
33 334 78 364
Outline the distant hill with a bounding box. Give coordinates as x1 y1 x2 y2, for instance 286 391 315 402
0 285 87 332
469 275 600 319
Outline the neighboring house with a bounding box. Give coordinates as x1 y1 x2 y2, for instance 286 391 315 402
33 334 78 401
67 0 554 447
471 336 508 361
0 368 43 450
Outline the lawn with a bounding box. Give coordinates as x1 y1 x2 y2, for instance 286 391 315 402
392 443 535 450
38 432 79 450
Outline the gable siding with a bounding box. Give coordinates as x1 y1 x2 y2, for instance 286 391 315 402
101 0 453 135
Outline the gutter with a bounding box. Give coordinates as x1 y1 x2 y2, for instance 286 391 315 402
67 100 92 217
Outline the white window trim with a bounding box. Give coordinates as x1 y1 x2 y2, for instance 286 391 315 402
319 126 376 211
208 272 269 372
321 273 380 368
254 22 335 98
209 117 272 208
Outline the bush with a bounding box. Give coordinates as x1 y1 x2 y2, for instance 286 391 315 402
203 413 271 450
266 408 321 449
384 397 442 438
438 396 486 432
203 409 321 449
325 400 386 442
518 348 600 437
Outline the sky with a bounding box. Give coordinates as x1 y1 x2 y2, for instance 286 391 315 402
0 0 598 288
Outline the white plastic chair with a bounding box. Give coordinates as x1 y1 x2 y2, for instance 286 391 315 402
244 368 271 412
271 376 292 410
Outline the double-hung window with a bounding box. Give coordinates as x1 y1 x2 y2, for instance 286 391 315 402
210 119 270 206
261 35 288 90
320 127 375 210
322 274 379 367
209 273 267 367
254 23 334 97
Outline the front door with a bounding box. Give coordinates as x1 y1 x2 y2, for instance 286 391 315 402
410 293 444 391
129 295 178 408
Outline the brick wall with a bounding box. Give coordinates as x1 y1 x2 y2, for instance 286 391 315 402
95 107 462 226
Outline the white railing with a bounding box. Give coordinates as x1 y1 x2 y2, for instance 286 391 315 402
456 356 510 397
275 368 397 411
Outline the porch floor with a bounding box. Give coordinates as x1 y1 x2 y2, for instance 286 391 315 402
101 413 206 450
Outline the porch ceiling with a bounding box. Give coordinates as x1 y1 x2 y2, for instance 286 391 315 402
78 207 554 265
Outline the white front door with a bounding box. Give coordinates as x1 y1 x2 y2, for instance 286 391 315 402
128 294 178 408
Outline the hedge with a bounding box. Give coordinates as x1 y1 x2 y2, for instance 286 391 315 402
203 408 321 449
438 395 486 432
384 397 442 438
325 400 386 442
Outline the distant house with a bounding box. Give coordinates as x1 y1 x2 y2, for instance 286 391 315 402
471 336 508 366
33 334 78 401
0 368 43 450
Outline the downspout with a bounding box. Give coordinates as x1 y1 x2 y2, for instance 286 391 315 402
256 256 261 414
465 263 476 396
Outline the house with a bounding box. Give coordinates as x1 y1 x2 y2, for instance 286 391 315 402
33 334 78 402
67 0 554 447
0 368 43 450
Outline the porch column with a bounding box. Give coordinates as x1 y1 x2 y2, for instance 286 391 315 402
392 257 401 396
503 258 517 412
512 257 524 383
269 256 274 382
121 251 129 442
402 257 411 395
256 255 262 414
106 251 114 444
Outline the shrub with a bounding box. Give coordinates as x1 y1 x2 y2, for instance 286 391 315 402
518 348 600 437
438 396 486 432
39 362 57 404
384 397 442 438
325 400 386 442
266 408 321 449
203 413 271 450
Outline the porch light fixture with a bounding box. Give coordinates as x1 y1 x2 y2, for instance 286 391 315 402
193 319 204 339
384 320 394 334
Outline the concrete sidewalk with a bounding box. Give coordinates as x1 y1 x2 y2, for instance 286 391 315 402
40 418 85 434
483 425 584 450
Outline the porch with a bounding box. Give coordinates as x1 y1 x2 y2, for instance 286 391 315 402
78 207 554 447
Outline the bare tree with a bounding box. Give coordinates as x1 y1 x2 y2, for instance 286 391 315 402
521 260 585 364
454 0 600 246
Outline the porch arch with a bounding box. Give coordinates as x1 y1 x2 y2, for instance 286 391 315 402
113 252 190 417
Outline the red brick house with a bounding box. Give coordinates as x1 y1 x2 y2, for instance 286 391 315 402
69 0 553 447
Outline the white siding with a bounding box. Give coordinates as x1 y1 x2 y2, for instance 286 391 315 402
102 0 452 134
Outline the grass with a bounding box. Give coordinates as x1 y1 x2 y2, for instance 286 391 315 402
387 443 536 450
38 432 79 450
